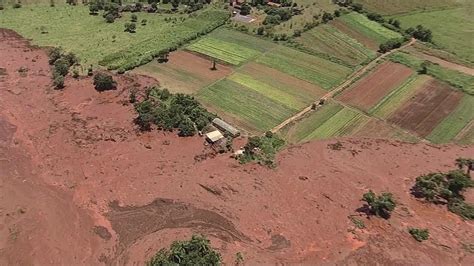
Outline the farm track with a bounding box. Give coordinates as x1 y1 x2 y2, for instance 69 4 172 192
271 38 416 133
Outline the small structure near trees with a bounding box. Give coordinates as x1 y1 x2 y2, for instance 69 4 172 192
212 118 240 137
205 130 224 143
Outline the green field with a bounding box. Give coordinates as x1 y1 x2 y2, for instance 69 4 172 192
256 46 352 90
296 24 376 67
389 52 474 95
339 12 402 44
187 38 260 65
0 6 229 71
353 0 460 15
394 7 474 64
197 79 296 133
370 74 429 118
456 123 474 145
427 95 474 143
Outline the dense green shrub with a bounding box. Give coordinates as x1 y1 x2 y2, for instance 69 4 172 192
408 228 429 242
147 235 221 266
239 134 285 167
93 72 116 91
362 190 396 219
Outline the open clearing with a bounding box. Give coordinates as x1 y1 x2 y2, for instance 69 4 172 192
394 7 474 64
131 51 232 94
352 119 419 142
296 24 376 67
353 0 460 15
256 46 352 90
337 62 413 111
0 6 229 70
336 13 402 48
388 79 463 137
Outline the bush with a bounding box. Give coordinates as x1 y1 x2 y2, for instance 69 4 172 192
147 235 221 266
53 58 70 76
239 134 285 167
406 25 432 42
124 22 137 33
48 47 63 65
131 14 138 22
362 190 396 219
379 38 403 53
448 199 474 220
105 13 115 23
408 228 429 242
53 74 64 89
93 72 116 91
13 3 22 8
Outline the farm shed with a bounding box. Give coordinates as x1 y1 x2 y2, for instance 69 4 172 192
212 118 240 137
206 130 224 143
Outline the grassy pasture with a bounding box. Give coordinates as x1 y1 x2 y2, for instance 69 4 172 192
370 75 430 118
256 46 352 90
389 52 474 95
296 24 376 67
0 6 229 71
338 12 402 44
394 8 474 64
197 79 295 133
427 95 474 143
353 0 460 15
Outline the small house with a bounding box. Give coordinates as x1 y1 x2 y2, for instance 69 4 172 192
212 118 240 137
205 130 224 143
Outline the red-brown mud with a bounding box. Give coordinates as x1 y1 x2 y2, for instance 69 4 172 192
1 29 473 265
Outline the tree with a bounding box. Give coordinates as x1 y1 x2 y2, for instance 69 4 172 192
131 14 137 22
455 158 474 175
124 22 136 33
147 235 221 266
256 26 264 35
48 47 63 65
408 228 429 242
53 74 65 89
240 3 251 16
141 19 147 26
105 13 115 23
418 61 429 74
171 0 179 11
89 3 100 15
413 170 472 202
362 190 396 219
93 72 116 91
53 58 70 76
322 12 333 23
178 117 196 137
64 52 79 66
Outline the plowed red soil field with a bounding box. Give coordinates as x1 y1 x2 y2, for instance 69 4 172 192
338 62 413 111
1 29 473 265
388 79 463 137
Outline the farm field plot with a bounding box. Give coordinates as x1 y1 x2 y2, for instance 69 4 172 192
455 122 474 145
131 51 232 94
388 79 463 138
335 12 402 49
0 6 229 70
427 95 474 143
353 0 460 15
284 102 370 143
394 7 474 64
296 24 376 67
256 46 352 90
370 75 431 118
186 28 276 65
352 119 419 143
337 62 413 111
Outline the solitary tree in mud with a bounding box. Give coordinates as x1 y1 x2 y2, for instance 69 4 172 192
362 190 396 219
147 235 221 266
93 72 116 91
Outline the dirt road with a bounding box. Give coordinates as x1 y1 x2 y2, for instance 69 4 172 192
271 38 416 133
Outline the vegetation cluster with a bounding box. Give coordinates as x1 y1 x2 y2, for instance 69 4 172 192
238 131 285 167
47 47 79 89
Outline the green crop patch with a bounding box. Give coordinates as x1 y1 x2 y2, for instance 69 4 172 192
197 79 295 133
370 75 430 118
256 46 352 90
0 6 229 71
297 24 376 67
187 37 260 65
339 12 402 44
353 0 460 15
427 95 474 143
389 52 474 95
394 7 474 64
203 28 277 53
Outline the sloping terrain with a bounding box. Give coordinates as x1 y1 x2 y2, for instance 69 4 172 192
1 30 473 265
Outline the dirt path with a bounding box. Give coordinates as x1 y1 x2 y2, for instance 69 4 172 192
408 49 474 75
271 38 416 133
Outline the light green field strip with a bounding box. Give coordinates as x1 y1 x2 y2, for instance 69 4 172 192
256 46 352 90
187 37 261 65
353 0 459 15
427 95 474 143
197 79 294 132
298 24 376 67
228 73 306 110
205 28 277 53
302 107 363 141
370 74 430 118
339 12 402 43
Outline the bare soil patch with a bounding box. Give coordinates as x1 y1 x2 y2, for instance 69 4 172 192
1 29 473 266
132 50 232 94
338 62 413 111
388 79 463 137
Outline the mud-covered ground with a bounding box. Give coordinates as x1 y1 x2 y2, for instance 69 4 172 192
1 29 473 265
